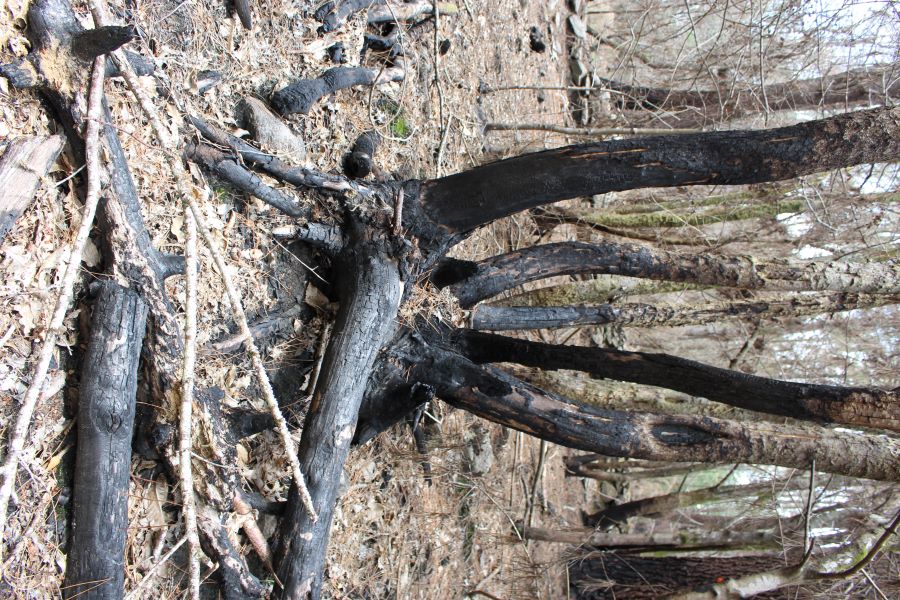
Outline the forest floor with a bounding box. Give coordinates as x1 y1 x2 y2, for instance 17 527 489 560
0 0 636 598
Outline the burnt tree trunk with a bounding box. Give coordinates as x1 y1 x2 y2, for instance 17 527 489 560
272 233 403 599
63 282 147 599
416 107 898 233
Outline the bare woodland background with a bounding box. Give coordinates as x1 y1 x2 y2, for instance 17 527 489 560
0 0 897 598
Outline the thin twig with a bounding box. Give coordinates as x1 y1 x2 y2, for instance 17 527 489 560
433 2 447 177
0 55 107 553
87 0 319 523
124 536 187 600
190 201 318 523
180 201 201 600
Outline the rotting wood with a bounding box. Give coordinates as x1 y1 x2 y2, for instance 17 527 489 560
0 135 64 243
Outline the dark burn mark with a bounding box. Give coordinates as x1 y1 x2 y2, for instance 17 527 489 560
651 424 716 446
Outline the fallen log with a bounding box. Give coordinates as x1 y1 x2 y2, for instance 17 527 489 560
63 282 148 599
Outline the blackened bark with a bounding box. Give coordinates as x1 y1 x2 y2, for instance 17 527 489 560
273 238 402 599
343 131 382 179
452 329 900 433
435 241 900 308
271 63 405 115
598 64 900 120
183 142 309 217
63 282 148 599
315 0 382 32
470 292 893 330
417 107 899 233
188 116 369 197
570 554 786 600
70 25 135 60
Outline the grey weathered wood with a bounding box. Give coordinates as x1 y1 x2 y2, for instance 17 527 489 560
0 135 64 243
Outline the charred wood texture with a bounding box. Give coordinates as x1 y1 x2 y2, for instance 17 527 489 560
63 282 148 599
20 1 262 593
271 63 405 115
273 238 402 599
452 329 900 432
0 135 64 243
570 554 786 600
183 142 309 217
436 241 900 308
70 25 135 60
315 0 381 32
343 130 382 179
598 63 900 123
188 115 369 197
470 292 893 330
389 333 900 480
418 107 899 232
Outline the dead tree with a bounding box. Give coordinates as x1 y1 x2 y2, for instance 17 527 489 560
5 0 899 595
180 106 900 599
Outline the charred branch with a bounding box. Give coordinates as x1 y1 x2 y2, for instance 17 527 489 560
188 115 368 197
315 0 381 32
343 131 382 179
0 135 64 243
435 241 900 308
383 332 900 480
273 237 402 599
418 107 900 233
71 25 135 61
183 142 309 217
63 282 148 599
271 61 405 115
451 329 900 433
